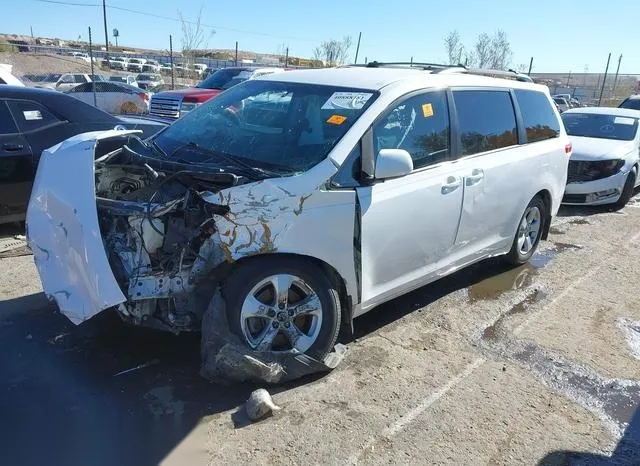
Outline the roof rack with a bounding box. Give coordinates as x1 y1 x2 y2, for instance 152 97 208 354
348 61 463 71
347 61 534 82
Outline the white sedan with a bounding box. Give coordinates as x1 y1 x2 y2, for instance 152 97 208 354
66 81 150 115
562 107 640 207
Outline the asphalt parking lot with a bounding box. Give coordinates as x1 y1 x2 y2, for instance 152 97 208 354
2 196 640 466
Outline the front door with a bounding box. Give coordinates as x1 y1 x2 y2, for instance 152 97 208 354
0 101 33 223
356 90 465 309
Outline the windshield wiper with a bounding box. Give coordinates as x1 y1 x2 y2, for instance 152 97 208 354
179 142 276 180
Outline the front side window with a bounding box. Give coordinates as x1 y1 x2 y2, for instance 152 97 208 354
7 100 61 132
373 90 450 169
453 90 517 156
197 68 249 91
562 113 638 141
153 80 378 174
515 89 561 143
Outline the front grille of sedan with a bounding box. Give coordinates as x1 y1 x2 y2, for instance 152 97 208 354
149 96 181 119
567 160 621 183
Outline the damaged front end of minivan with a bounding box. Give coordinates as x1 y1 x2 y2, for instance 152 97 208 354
27 130 317 334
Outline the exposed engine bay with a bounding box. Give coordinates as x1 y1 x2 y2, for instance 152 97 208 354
94 136 242 332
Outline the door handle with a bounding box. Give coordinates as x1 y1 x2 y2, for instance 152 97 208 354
466 168 485 186
441 176 461 194
2 143 24 152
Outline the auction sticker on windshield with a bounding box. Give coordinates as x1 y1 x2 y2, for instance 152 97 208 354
614 117 636 126
23 110 43 121
321 92 373 110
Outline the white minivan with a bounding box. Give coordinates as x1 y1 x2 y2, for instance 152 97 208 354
27 65 570 361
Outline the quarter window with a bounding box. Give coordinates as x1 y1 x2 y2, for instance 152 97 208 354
7 100 61 133
453 90 517 156
515 89 560 142
373 90 450 169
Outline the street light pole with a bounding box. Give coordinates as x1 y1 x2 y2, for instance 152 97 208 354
102 0 109 53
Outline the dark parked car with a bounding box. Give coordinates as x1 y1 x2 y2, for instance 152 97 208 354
619 95 640 111
0 86 168 224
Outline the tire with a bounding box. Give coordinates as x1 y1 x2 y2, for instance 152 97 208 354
223 256 341 360
505 196 546 265
614 167 637 209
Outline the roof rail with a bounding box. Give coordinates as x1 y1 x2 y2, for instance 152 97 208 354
447 67 533 82
348 61 463 70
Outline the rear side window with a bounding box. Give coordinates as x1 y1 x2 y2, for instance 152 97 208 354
515 89 561 142
68 83 90 92
453 90 517 156
7 100 61 132
0 101 18 134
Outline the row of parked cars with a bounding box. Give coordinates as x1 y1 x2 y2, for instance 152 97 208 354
2 62 640 369
103 56 212 77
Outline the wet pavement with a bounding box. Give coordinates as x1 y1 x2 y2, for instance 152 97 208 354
2 197 640 465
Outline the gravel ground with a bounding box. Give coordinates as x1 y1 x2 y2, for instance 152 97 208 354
1 194 640 466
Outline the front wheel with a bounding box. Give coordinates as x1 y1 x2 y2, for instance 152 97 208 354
505 196 546 265
223 257 341 360
615 167 637 209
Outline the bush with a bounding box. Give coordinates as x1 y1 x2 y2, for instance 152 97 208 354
0 42 18 53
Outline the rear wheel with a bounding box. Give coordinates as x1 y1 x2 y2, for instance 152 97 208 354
505 196 546 265
614 167 637 209
223 257 341 360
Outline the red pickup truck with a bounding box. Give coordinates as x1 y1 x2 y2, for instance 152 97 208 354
149 67 284 120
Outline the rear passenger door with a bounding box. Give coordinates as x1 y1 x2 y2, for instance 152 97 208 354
450 89 526 257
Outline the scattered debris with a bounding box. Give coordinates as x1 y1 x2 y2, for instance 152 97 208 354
25 334 32 340
48 332 70 344
245 388 281 421
618 318 640 360
113 359 159 377
201 291 348 384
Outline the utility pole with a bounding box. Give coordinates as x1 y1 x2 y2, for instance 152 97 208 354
527 57 533 75
169 35 175 90
284 47 289 68
612 54 623 99
566 71 571 87
598 52 611 107
410 56 413 67
88 27 97 108
235 41 238 66
102 0 109 53
354 31 362 64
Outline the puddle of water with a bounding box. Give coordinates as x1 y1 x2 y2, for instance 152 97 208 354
468 243 582 303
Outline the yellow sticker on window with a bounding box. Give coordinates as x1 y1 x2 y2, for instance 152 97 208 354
422 103 434 118
326 114 347 125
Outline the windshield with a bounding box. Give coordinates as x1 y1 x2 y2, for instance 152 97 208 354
554 97 567 105
562 113 639 141
620 98 640 111
138 74 160 81
109 76 126 82
42 73 61 82
196 68 249 90
153 80 378 174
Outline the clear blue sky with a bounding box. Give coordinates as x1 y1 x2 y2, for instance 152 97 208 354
2 0 638 73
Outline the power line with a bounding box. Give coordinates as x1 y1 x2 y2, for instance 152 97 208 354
33 0 323 42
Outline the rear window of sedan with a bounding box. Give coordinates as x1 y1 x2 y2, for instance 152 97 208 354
562 113 639 141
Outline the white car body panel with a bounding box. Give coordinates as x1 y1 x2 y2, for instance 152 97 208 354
26 130 141 323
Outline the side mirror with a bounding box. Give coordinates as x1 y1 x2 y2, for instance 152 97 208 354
375 149 414 180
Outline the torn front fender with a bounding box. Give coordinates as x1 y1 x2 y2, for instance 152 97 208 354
26 130 139 324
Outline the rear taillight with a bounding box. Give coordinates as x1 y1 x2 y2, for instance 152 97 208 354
565 143 572 155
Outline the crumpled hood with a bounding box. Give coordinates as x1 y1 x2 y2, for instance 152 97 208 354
569 136 635 161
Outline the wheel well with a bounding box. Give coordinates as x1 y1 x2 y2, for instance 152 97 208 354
535 189 552 240
223 253 353 333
